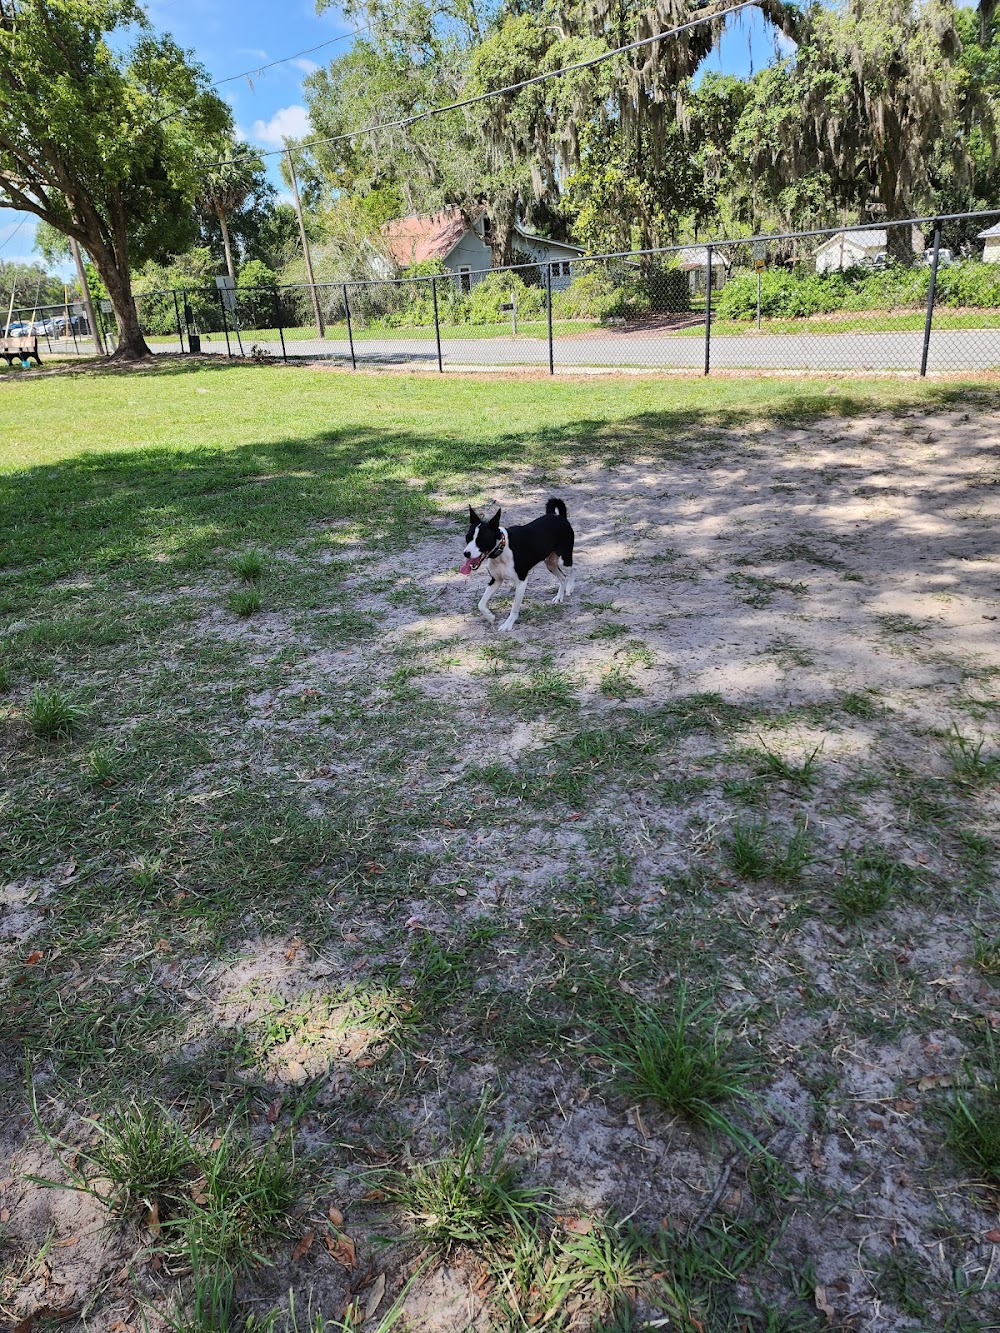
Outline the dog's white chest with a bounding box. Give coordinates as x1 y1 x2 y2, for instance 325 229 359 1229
486 541 515 583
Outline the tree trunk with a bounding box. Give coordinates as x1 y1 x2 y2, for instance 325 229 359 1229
218 206 236 281
886 224 914 266
93 248 150 359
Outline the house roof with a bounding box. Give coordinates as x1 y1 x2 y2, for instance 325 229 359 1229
816 229 886 251
675 246 726 268
977 221 1000 238
381 210 585 267
381 209 475 267
816 226 924 253
513 223 583 255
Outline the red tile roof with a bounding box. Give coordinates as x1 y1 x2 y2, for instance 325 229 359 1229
381 209 473 266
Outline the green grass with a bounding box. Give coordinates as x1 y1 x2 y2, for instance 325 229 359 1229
26 683 87 738
591 989 758 1141
379 1103 547 1251
833 846 914 920
946 1036 1000 1186
4 362 1000 1332
944 724 1000 785
728 819 813 884
231 548 267 582
228 587 263 616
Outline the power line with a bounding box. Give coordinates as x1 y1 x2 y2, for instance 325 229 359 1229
201 1 757 168
151 24 371 130
0 214 29 255
212 26 371 87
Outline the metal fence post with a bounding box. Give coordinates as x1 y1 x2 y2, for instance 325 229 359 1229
172 290 184 353
703 245 713 376
217 289 232 357
545 262 554 375
431 276 443 373
342 284 356 370
274 291 287 363
920 220 942 378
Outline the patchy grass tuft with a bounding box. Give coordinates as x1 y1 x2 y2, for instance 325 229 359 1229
834 846 913 920
945 725 1000 786
228 587 263 617
592 990 758 1141
380 1104 547 1251
231 549 267 583
728 819 812 884
27 684 87 739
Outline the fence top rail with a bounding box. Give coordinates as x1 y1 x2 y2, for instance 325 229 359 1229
133 206 1000 305
584 208 1000 264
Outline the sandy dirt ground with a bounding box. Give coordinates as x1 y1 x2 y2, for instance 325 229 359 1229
3 400 1000 1332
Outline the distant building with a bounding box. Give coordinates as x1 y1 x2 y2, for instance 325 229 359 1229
675 245 729 294
814 226 924 272
977 220 1000 263
379 209 583 289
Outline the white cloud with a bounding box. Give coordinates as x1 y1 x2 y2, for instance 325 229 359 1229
291 58 319 76
251 104 311 146
236 48 270 62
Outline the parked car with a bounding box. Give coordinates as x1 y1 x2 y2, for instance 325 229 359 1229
30 318 55 335
2 320 31 336
52 314 91 336
923 247 955 266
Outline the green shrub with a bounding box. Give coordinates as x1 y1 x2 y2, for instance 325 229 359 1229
935 261 1000 307
717 257 1000 323
554 268 621 319
468 271 545 324
237 259 277 292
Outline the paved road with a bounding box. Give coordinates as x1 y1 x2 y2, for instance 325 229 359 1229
161 326 1000 373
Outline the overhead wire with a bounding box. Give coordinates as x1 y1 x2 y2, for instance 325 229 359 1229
150 23 372 129
196 1 758 168
0 214 29 254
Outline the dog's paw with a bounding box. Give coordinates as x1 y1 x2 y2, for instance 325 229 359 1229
550 592 564 605
498 617 516 633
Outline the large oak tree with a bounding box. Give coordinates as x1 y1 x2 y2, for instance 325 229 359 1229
0 0 230 358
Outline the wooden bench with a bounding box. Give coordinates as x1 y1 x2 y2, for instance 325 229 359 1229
0 335 41 366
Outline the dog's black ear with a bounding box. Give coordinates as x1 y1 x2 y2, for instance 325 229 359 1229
468 505 480 525
491 507 501 525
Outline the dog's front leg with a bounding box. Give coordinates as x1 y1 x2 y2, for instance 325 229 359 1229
478 576 500 623
499 578 528 632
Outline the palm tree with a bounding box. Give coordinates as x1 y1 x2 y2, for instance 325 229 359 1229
197 141 266 280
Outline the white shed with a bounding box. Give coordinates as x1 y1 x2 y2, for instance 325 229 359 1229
814 226 923 272
978 221 1000 263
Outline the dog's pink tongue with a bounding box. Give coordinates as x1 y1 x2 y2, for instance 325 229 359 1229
459 559 473 575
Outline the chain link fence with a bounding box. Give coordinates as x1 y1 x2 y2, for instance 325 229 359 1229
18 209 1000 376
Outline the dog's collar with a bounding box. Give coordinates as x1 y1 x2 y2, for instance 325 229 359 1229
486 532 506 560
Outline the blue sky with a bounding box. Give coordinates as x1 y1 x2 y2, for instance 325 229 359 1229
0 1 790 277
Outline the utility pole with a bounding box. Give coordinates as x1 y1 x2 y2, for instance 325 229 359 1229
69 237 105 354
286 146 325 339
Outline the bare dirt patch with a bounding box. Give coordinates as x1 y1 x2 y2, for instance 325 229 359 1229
3 402 1000 1331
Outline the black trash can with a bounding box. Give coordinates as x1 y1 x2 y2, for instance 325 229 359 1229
189 334 201 353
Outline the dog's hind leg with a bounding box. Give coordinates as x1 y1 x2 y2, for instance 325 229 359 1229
499 578 528 632
561 559 575 599
544 553 568 604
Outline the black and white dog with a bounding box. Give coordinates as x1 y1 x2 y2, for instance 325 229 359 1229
460 498 575 631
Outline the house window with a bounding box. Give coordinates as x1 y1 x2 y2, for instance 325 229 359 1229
550 261 572 277
482 217 493 243
459 267 472 293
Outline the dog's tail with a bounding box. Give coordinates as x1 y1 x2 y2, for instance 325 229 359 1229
546 497 568 519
